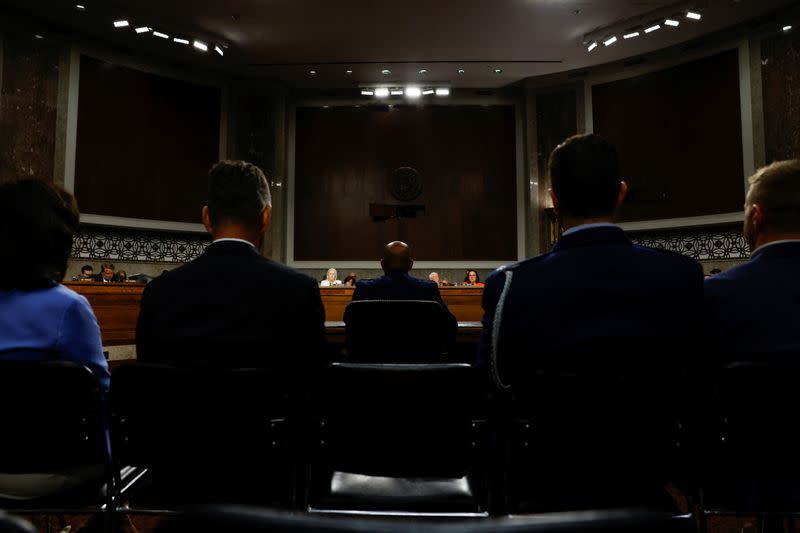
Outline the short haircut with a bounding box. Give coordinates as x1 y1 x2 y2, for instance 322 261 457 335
747 159 800 233
81 265 93 273
548 134 622 218
0 180 80 290
101 263 115 271
207 160 271 227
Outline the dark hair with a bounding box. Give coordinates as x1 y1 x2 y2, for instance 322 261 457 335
0 180 80 290
100 263 115 272
207 160 271 227
463 270 480 283
549 134 622 218
81 265 93 274
343 275 356 286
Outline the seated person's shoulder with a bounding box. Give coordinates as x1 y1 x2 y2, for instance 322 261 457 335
632 243 703 274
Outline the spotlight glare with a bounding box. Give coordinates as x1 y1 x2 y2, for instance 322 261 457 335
623 32 640 39
153 31 169 39
135 26 151 34
587 41 598 52
406 87 422 98
783 25 793 32
664 18 679 27
361 90 374 96
435 88 450 96
644 24 661 33
391 89 404 96
214 45 224 56
686 11 702 20
174 37 189 44
374 87 390 98
422 89 435 95
75 4 85 10
603 36 618 46
381 69 391 75
113 20 129 28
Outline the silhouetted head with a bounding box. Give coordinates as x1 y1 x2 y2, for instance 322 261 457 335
380 241 413 273
744 159 800 252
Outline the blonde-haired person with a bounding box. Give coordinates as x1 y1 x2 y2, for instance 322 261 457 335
320 267 343 287
705 159 800 357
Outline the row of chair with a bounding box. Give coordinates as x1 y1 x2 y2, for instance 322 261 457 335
0 357 795 528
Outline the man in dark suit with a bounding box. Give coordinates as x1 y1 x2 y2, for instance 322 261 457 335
479 134 704 388
353 241 458 341
705 159 800 357
136 160 326 371
93 263 115 283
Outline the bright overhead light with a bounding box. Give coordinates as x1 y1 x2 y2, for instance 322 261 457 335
309 70 317 75
135 26 151 34
75 4 86 10
391 89 404 96
34 34 44 39
153 31 169 39
374 87 390 98
346 69 353 75
193 40 208 52
113 20 129 28
686 12 702 20
435 88 450 96
381 69 391 75
214 45 224 56
406 87 422 98
361 89 374 96
603 36 618 46
587 41 598 52
644 24 661 33
422 89 435 95
494 68 503 73
174 37 189 44
784 25 793 32
623 31 640 39
418 69 428 74
664 18 679 27
457 69 465 74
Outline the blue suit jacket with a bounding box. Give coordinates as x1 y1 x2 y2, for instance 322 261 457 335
704 241 800 358
479 226 704 387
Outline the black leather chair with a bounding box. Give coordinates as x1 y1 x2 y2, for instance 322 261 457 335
343 300 453 362
700 360 800 532
109 363 295 514
0 512 36 533
305 363 489 516
154 505 695 533
0 361 113 528
500 339 696 514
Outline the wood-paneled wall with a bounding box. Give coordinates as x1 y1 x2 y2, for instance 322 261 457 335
74 56 221 223
592 50 744 221
0 34 59 184
293 105 518 261
762 29 800 163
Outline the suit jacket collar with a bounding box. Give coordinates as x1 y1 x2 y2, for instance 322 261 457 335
203 240 260 257
751 241 800 262
552 225 631 252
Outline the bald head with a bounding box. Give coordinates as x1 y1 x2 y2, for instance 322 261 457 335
381 241 413 273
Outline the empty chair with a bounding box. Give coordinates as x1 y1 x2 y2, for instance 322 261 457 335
0 361 113 524
305 363 489 515
109 363 296 512
344 300 454 362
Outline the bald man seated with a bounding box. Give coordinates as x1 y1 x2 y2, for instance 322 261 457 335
352 241 458 338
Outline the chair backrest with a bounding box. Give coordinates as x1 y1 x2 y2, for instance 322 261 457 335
344 300 449 362
0 512 37 533
0 361 107 473
110 363 292 471
313 363 480 477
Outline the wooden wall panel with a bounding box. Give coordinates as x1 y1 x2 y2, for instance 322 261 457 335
762 29 800 163
74 56 221 223
0 34 59 184
294 105 517 261
592 50 744 221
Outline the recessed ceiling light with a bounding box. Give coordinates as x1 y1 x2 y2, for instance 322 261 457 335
193 40 208 52
174 37 189 45
457 69 465 74
361 90 374 96
587 42 598 52
346 69 353 75
603 36 618 46
391 89 404 96
494 68 503 73
309 70 317 75
783 25 793 32
375 87 390 98
153 31 169 39
406 87 422 98
113 20 129 28
418 69 428 74
623 31 640 39
381 69 391 75
135 26 151 34
34 34 44 39
644 24 661 33
664 18 679 27
422 89 435 95
686 11 702 20
75 4 86 10
435 88 450 96
214 45 224 56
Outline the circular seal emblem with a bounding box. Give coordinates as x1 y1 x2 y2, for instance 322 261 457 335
389 167 422 202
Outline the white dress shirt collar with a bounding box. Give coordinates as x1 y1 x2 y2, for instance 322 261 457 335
212 238 256 248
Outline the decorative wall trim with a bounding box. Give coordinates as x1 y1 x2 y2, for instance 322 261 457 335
72 225 211 263
628 223 749 260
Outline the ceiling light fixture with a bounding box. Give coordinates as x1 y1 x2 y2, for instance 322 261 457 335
457 69 465 74
603 35 618 46
135 26 151 34
686 11 702 20
214 45 224 56
587 41 598 52
34 34 44 39
406 87 422 98
422 89 435 95
391 89 404 96
361 89 374 96
783 25 793 32
346 69 353 75
153 31 169 39
494 68 503 73
113 20 130 28
309 70 317 75
435 88 450 96
623 31 640 39
174 37 189 44
193 40 208 52
375 87 390 98
418 69 428 74
644 24 661 33
381 69 391 75
75 4 86 10
664 18 679 27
